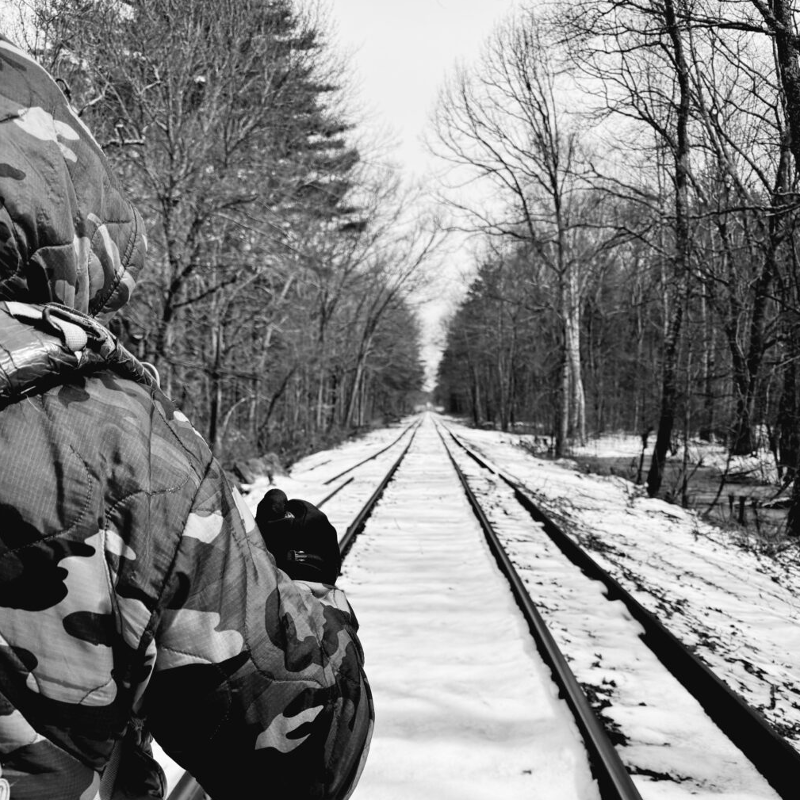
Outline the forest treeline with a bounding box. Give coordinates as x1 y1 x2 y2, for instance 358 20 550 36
8 0 432 466
431 0 800 532
9 0 800 534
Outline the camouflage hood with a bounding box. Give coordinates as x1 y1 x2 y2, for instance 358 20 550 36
0 35 145 319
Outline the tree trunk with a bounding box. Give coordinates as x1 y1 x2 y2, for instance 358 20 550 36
556 340 569 457
648 293 684 497
207 322 223 457
778 325 800 483
768 0 800 179
699 285 716 441
566 297 586 444
787 480 800 537
647 0 692 498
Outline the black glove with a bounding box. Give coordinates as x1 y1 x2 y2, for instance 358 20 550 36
255 488 341 585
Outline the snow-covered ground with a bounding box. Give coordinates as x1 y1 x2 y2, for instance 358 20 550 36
156 412 800 799
446 417 800 753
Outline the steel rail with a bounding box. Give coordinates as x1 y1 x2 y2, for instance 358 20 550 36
337 423 418 557
316 475 354 508
439 419 800 800
165 422 418 800
434 422 644 800
322 417 421 485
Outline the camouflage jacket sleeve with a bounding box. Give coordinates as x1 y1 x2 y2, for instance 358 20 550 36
144 462 373 800
0 304 372 800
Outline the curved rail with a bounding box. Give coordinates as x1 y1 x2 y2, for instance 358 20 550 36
316 475 354 508
322 417 421 485
338 423 418 557
434 423 643 800
437 418 800 800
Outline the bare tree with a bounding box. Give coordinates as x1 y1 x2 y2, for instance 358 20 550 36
27 0 359 391
430 11 618 452
16 0 430 463
555 0 696 494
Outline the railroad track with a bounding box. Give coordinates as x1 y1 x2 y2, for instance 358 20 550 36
433 417 799 798
166 413 797 799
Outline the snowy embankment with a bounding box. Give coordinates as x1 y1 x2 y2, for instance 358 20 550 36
447 418 800 752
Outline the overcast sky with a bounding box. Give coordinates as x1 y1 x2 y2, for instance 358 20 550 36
329 1 519 179
328 1 523 386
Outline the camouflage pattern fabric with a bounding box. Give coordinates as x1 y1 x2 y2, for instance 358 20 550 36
0 35 144 319
0 34 373 800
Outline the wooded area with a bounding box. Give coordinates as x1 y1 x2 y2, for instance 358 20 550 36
8 0 434 466
7 0 800 536
431 0 800 534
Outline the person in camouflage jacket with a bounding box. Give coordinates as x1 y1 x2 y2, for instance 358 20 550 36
0 35 373 800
